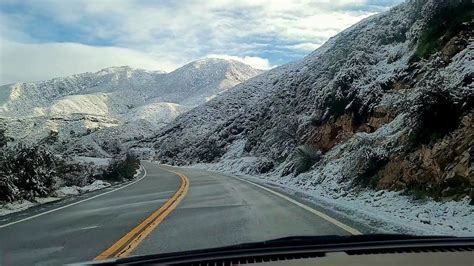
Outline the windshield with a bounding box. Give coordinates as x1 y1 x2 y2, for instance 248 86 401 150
0 0 473 265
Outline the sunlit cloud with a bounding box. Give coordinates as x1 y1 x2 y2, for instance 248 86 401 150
206 54 274 70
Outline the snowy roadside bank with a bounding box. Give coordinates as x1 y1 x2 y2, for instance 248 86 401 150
0 164 144 217
0 180 112 217
190 160 474 237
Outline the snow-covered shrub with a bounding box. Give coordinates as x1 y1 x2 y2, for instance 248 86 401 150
56 161 97 187
101 153 140 181
0 144 59 201
351 148 389 188
0 176 17 202
254 158 275 174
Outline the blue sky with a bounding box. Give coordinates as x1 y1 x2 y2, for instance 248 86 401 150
0 0 404 84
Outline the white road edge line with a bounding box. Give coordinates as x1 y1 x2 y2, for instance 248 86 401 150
231 175 362 235
0 165 148 229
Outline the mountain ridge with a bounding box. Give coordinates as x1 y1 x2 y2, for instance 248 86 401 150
0 58 262 118
0 58 263 156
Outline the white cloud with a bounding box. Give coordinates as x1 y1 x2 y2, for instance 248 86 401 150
206 54 274 70
0 0 400 83
0 40 178 85
6 0 380 51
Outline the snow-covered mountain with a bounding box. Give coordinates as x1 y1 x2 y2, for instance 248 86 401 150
0 58 263 154
140 0 473 233
0 59 261 118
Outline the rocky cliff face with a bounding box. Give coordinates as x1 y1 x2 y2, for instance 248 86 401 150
145 0 473 201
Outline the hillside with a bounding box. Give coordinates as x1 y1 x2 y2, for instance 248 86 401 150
0 58 262 156
141 0 473 234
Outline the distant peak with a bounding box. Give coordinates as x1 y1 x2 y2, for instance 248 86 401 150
98 65 131 72
96 66 166 75
104 65 132 70
184 57 258 71
193 58 232 65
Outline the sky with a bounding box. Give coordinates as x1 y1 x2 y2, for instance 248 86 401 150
0 0 404 85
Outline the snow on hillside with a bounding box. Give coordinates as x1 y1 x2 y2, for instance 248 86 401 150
0 59 261 119
0 58 263 157
144 0 474 235
121 101 189 126
0 66 161 117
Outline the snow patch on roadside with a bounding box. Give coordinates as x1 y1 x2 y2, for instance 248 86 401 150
80 180 111 192
0 197 60 216
0 164 144 217
55 180 111 197
35 197 61 204
0 201 36 216
55 186 81 197
0 180 111 217
133 165 144 178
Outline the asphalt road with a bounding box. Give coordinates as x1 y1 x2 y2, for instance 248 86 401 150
0 161 355 265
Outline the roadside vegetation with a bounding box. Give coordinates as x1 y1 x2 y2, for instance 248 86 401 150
293 144 321 174
0 144 60 202
0 135 140 203
101 153 140 182
415 0 472 58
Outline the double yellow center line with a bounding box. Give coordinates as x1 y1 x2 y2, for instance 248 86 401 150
94 168 190 260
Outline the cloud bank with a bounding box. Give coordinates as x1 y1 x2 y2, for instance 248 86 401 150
0 0 404 84
0 40 173 84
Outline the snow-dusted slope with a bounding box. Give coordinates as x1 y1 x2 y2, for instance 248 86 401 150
153 58 264 106
0 59 262 119
0 66 160 117
0 58 263 155
142 0 473 235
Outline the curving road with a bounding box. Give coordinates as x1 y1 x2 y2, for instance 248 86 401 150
0 161 359 265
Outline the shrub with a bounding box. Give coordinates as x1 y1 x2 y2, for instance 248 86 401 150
196 138 224 162
0 176 17 202
255 158 274 174
406 131 419 149
411 90 462 147
294 144 321 174
309 116 321 127
402 187 430 202
0 128 7 148
0 144 59 201
470 189 474 206
353 150 388 187
101 153 140 181
369 175 382 189
40 130 59 145
411 189 429 201
56 161 97 187
415 1 472 59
